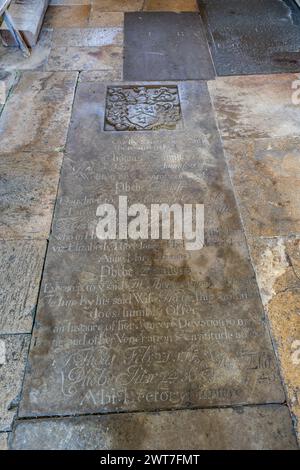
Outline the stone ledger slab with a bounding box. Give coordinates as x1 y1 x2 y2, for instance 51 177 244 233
19 77 284 417
199 0 300 75
12 406 298 449
0 241 47 334
124 13 215 81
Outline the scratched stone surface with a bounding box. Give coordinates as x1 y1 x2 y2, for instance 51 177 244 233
199 0 300 75
12 406 298 449
19 77 284 418
124 13 215 81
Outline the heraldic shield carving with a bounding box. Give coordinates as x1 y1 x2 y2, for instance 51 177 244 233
105 85 181 131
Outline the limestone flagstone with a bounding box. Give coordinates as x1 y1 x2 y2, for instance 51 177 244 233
0 151 63 239
208 74 300 140
144 0 198 11
223 137 300 238
248 236 300 442
19 76 285 418
0 334 30 432
43 5 91 28
46 45 123 72
199 0 300 75
88 11 123 28
12 405 298 449
124 13 215 81
51 27 123 47
0 240 47 334
0 72 78 153
90 0 144 12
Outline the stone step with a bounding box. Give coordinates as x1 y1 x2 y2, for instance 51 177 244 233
0 0 49 47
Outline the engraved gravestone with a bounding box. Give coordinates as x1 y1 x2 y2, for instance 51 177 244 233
19 79 284 417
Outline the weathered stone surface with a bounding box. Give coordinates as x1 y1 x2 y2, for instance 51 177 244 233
208 74 300 140
223 137 300 238
0 72 78 152
90 0 143 12
89 12 123 28
0 433 8 450
0 335 30 432
0 29 53 72
19 78 284 418
44 5 91 28
0 241 46 334
0 151 62 239
12 405 298 449
144 0 198 11
79 70 122 81
51 27 123 47
124 13 215 81
248 237 300 442
46 46 122 72
199 0 300 75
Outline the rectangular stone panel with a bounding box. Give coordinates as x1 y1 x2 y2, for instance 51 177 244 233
223 137 300 238
0 151 63 239
124 13 215 81
0 72 78 153
0 335 30 432
0 240 47 334
0 433 8 450
208 74 300 140
19 77 284 417
12 405 298 449
199 0 300 75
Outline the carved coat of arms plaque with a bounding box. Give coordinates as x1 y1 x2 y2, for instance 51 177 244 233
105 85 181 131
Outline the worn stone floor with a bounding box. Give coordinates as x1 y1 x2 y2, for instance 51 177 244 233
0 0 300 450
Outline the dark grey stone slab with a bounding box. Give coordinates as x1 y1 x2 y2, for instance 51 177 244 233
199 0 300 75
19 77 284 418
124 12 215 80
12 406 298 449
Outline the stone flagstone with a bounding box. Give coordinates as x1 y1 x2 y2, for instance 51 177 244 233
90 1 143 12
124 13 215 81
223 137 300 238
144 0 198 11
88 11 123 28
0 151 63 239
0 72 78 153
208 74 300 140
0 335 30 432
46 46 123 72
0 241 47 334
199 0 300 75
19 77 285 418
43 5 91 28
12 405 298 449
248 236 300 442
0 433 9 450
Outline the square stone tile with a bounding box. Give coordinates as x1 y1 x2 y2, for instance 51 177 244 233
104 85 182 131
223 137 300 238
124 12 215 81
0 241 47 334
0 335 30 432
199 0 300 75
0 151 63 239
0 433 8 450
88 12 123 28
208 74 300 140
0 29 53 73
91 0 143 12
144 0 198 11
12 406 298 449
46 46 122 72
43 5 91 28
248 236 300 442
0 72 78 153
